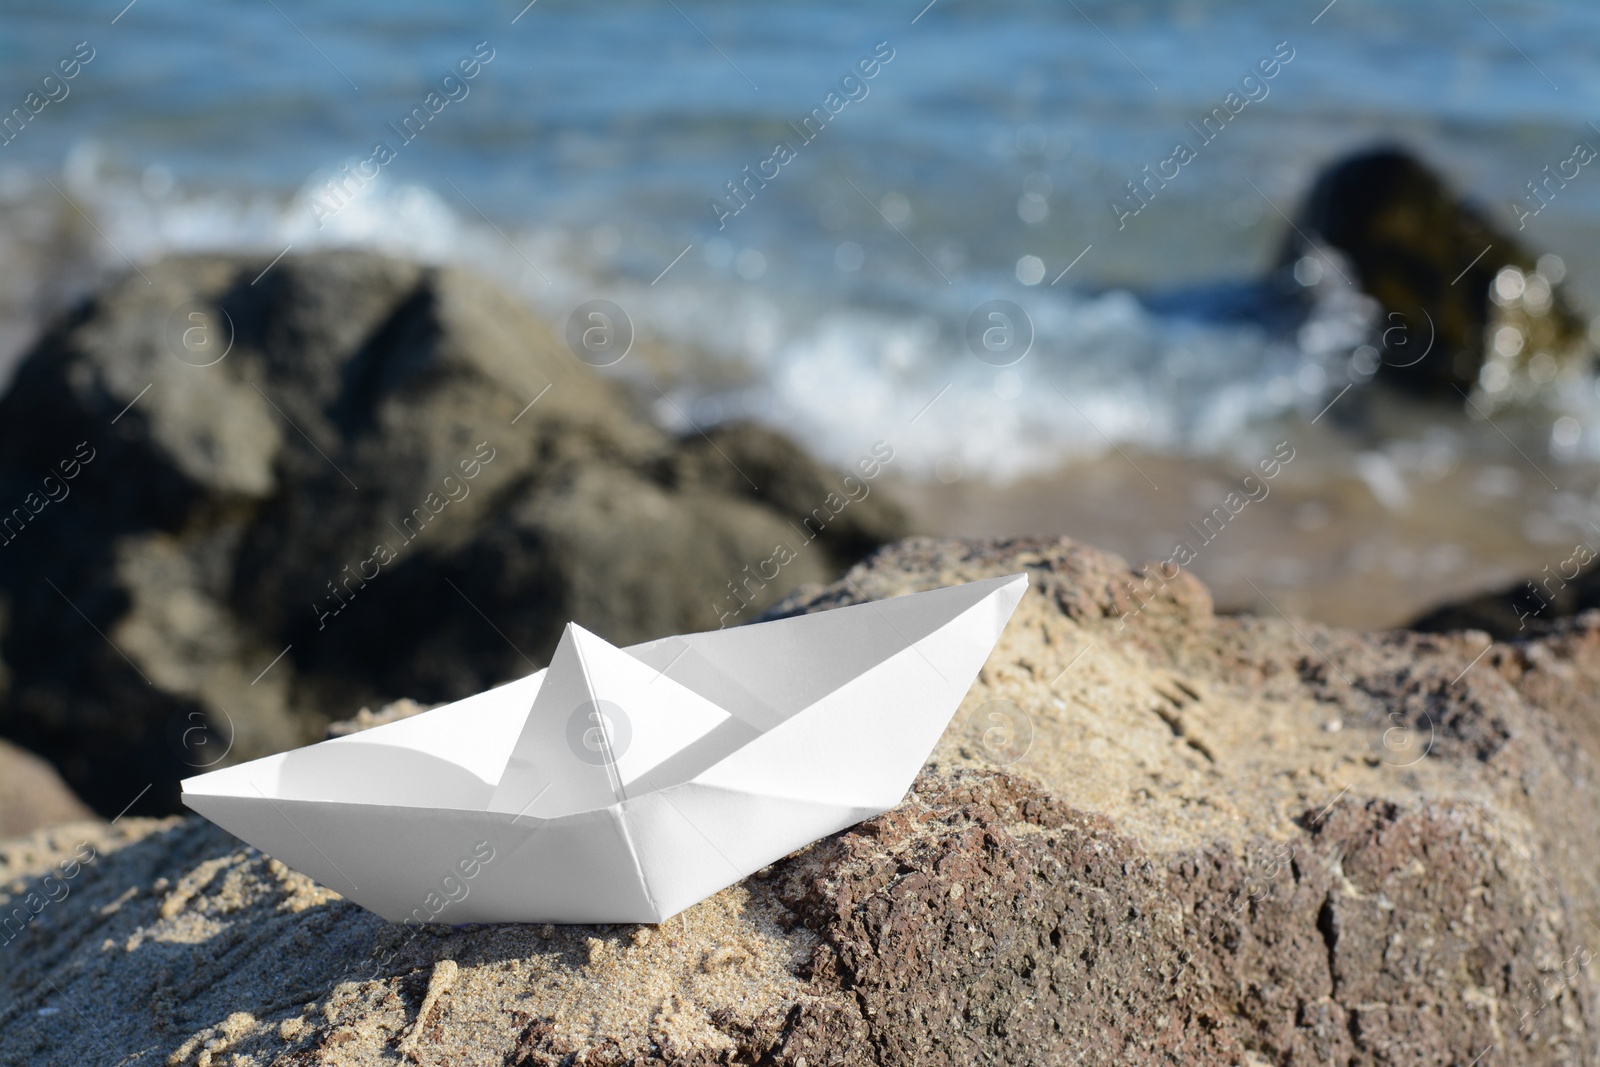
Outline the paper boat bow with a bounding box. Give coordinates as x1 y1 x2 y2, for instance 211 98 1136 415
183 573 1028 924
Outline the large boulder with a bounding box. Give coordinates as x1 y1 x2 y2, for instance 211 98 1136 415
0 251 906 817
4 536 1598 1065
1278 146 1590 395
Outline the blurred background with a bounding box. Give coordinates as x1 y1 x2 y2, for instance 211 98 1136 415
2 0 1597 816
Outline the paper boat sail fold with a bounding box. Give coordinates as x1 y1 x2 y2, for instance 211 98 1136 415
488 623 736 820
182 572 1029 924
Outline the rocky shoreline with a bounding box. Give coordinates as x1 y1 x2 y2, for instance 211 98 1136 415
5 535 1598 1065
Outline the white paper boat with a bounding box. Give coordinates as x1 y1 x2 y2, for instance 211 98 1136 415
182 573 1028 924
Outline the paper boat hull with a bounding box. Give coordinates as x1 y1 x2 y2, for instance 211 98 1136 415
183 786 876 924
183 573 1028 924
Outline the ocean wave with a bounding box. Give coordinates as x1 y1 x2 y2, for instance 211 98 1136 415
3 153 1592 482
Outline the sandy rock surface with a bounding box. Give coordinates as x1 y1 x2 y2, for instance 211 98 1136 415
4 535 1599 1065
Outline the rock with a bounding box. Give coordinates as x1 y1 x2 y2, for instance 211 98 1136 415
322 698 436 739
1409 565 1600 640
0 250 907 817
5 535 1599 1065
0 737 94 837
1278 146 1589 395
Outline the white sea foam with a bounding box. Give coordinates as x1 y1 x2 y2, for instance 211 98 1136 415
11 154 1578 483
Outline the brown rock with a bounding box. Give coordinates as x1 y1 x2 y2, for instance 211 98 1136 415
0 737 93 838
3 535 1598 1065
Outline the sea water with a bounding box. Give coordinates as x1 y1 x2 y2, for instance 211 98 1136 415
2 0 1598 492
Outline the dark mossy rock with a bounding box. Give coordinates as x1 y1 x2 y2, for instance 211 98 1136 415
0 251 907 817
1278 146 1589 395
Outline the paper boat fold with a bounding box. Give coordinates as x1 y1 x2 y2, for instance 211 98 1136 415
182 572 1028 924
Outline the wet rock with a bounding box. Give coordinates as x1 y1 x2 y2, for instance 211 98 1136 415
1278 146 1589 395
5 535 1598 1065
0 251 906 817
